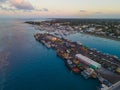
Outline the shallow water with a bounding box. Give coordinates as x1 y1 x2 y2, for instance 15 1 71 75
67 33 120 58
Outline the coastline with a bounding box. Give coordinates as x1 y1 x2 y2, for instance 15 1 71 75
25 20 120 42
34 33 120 89
0 19 100 90
24 19 120 89
81 32 120 41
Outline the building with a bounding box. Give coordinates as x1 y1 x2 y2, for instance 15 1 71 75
75 54 101 69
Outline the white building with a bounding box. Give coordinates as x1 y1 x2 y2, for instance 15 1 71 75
75 54 101 69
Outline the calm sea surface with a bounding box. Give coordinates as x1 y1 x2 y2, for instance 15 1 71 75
0 18 120 90
67 33 120 58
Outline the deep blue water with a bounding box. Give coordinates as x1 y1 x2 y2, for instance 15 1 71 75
0 19 119 90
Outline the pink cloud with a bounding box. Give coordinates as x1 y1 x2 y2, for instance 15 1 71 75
10 0 34 10
0 0 49 12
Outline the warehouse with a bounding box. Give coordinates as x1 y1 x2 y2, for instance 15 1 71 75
75 54 101 69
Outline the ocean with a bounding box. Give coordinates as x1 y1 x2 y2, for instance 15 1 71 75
0 18 120 90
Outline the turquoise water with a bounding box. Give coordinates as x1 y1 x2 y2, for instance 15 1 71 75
67 33 120 58
0 19 99 90
0 19 120 90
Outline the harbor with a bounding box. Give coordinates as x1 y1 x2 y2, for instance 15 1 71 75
0 19 120 90
0 0 120 89
0 19 100 90
25 20 120 58
34 33 120 90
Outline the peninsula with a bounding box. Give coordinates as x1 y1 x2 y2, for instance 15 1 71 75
34 33 120 90
25 19 120 90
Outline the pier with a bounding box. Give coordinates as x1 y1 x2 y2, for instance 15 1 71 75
34 33 120 89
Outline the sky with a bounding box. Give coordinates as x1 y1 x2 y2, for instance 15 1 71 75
0 0 120 18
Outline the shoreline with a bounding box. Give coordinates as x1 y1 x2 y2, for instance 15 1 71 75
34 33 120 89
25 21 120 42
81 32 120 41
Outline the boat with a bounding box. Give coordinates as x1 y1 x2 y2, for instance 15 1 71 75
98 84 109 90
73 60 80 65
81 68 94 79
65 60 80 73
65 60 75 69
72 67 80 73
44 43 51 48
81 71 90 79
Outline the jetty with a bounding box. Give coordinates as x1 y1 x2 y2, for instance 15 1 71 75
34 33 120 90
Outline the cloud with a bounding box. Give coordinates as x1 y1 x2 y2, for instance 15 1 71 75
42 8 48 11
0 1 15 11
0 0 34 11
0 5 9 10
0 0 5 2
10 0 34 10
94 12 103 14
35 8 49 12
0 0 49 12
80 10 86 13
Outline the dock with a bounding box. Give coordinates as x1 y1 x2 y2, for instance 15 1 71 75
34 33 120 89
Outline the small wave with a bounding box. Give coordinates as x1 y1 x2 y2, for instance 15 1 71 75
0 50 10 90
